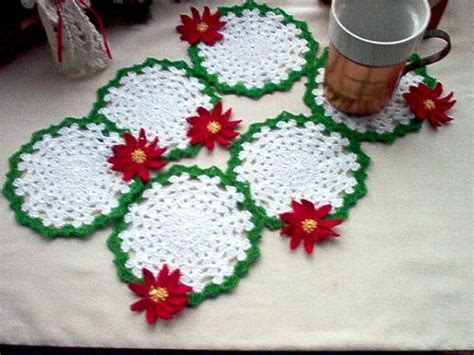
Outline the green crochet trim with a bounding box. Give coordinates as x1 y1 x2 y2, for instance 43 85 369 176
303 49 438 143
188 0 319 98
2 116 146 239
226 112 370 230
89 58 221 161
107 164 264 307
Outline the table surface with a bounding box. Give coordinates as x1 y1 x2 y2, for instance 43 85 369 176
0 0 472 350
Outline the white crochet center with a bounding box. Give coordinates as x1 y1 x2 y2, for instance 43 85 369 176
196 8 310 89
13 123 132 228
119 173 254 292
312 68 425 134
234 119 361 218
99 64 214 150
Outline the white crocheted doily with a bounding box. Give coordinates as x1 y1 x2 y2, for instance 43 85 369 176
118 172 254 292
12 122 132 229
193 5 313 92
311 68 424 135
233 119 363 218
96 60 216 152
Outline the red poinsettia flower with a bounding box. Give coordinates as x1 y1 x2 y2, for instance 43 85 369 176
186 102 241 150
279 199 343 254
129 265 193 325
176 6 226 45
403 82 456 128
107 129 167 182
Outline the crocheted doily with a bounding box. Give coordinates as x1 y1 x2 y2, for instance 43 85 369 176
108 165 263 306
227 112 369 228
304 51 438 143
91 58 220 160
189 1 318 98
3 117 144 238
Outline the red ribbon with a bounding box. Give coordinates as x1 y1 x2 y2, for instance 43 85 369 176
55 0 64 63
54 0 112 63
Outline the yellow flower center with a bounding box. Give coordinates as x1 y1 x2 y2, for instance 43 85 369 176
301 218 318 234
196 21 209 33
423 99 436 111
207 121 222 134
131 149 147 164
149 286 169 303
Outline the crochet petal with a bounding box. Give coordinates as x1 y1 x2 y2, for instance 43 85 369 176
315 204 332 218
130 298 149 312
157 264 170 285
143 268 156 285
191 7 201 22
128 282 149 296
318 219 343 228
303 237 314 254
138 166 150 182
289 233 302 250
146 306 159 324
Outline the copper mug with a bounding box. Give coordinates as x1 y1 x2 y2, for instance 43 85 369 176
324 0 451 116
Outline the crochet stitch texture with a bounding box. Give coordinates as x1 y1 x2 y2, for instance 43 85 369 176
312 68 425 136
304 51 439 143
108 165 264 306
91 59 220 160
3 117 144 238
2 1 447 315
189 1 318 97
227 112 369 228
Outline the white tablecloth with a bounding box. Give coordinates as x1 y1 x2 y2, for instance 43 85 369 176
0 0 472 350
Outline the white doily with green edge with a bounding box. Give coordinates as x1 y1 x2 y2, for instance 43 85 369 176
3 117 143 238
313 68 424 135
108 166 264 306
304 50 439 143
91 58 221 160
189 1 318 97
227 112 369 228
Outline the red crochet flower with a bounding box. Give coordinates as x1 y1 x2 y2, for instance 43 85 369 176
108 129 167 182
186 102 241 150
129 265 192 325
176 6 226 45
279 199 343 254
403 82 456 128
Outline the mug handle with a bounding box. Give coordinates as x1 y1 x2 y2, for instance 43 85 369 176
403 29 451 75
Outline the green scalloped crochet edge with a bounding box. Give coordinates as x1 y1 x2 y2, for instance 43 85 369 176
303 49 438 143
2 116 146 239
188 0 319 98
107 164 265 307
89 58 221 161
226 111 370 230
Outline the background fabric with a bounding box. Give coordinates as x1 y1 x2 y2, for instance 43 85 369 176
0 0 472 350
